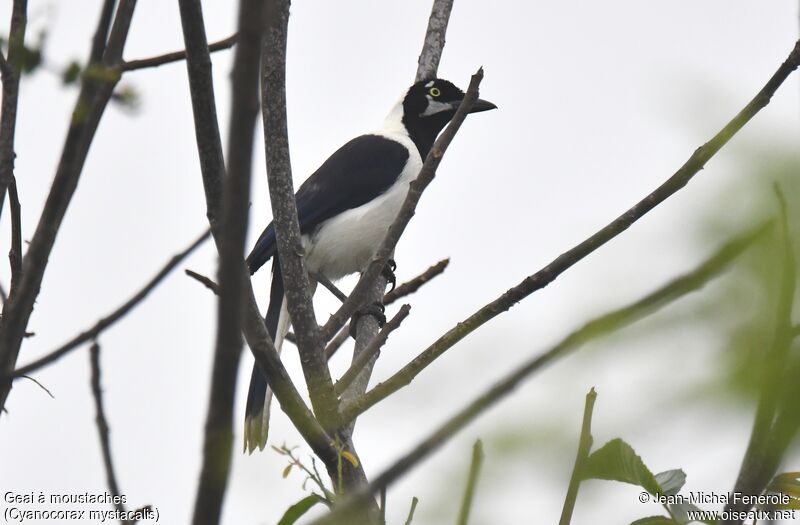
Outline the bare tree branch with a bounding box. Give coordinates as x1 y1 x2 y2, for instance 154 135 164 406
384 258 449 305
335 304 411 396
178 0 338 475
7 176 22 295
0 0 28 216
122 33 237 72
315 223 769 524
415 0 454 81
260 0 340 433
9 230 210 379
185 268 219 294
342 41 800 422
0 0 138 413
190 0 268 521
89 342 128 519
323 259 450 360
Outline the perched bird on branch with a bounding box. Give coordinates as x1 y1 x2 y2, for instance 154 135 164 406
244 77 496 453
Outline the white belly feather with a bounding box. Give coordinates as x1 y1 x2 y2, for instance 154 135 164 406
303 132 422 281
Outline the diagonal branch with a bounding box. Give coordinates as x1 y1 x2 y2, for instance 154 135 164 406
10 230 210 379
335 304 411 396
260 0 339 433
342 40 800 422
89 342 128 518
0 0 138 414
122 33 237 72
0 0 28 217
322 259 450 360
314 223 770 524
7 176 22 295
384 258 449 305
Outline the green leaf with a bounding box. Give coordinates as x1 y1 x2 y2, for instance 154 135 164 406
654 469 686 496
630 516 679 525
276 495 324 525
581 438 661 495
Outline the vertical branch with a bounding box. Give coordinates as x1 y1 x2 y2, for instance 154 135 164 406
89 343 128 517
260 0 340 432
559 388 597 525
190 0 267 522
0 0 137 416
455 439 485 525
415 0 454 81
177 0 225 231
7 176 22 295
0 0 28 217
724 188 797 523
178 0 339 474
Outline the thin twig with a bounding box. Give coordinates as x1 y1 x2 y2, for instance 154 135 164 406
324 327 350 360
342 41 800 423
185 268 219 294
122 33 237 72
18 374 54 398
89 342 128 518
319 69 485 344
7 176 22 295
0 0 138 414
312 273 348 303
404 497 419 525
559 388 598 525
313 224 769 523
0 0 28 217
10 230 210 379
456 439 484 525
335 305 411 395
384 258 449 305
323 260 450 360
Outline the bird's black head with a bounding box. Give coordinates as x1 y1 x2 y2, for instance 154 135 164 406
401 78 496 159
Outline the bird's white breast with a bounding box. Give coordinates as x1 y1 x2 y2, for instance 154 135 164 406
303 131 422 281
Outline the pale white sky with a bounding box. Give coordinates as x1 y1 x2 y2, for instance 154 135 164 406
1 1 799 524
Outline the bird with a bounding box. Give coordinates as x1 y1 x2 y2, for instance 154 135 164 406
243 77 496 453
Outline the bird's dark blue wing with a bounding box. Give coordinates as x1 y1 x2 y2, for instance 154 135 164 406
246 134 409 274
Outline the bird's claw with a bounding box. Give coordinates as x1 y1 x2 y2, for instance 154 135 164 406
382 258 397 293
350 302 386 339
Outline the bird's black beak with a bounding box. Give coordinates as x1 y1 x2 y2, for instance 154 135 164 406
468 98 497 113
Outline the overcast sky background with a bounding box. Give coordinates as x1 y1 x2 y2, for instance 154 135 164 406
1 1 799 524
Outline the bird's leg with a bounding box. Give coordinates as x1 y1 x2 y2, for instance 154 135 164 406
349 302 386 339
310 272 348 303
382 258 397 292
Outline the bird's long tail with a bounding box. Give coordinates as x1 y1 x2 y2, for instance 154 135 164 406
244 258 291 453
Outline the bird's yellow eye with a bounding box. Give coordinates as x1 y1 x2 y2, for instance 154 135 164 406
429 87 441 97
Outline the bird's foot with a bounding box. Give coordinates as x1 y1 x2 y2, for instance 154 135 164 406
382 258 397 292
350 302 386 339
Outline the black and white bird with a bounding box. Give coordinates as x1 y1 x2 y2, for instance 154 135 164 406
244 78 496 452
